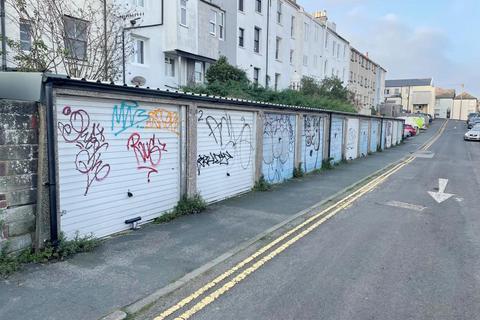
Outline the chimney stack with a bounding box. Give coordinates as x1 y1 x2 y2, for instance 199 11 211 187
313 10 328 23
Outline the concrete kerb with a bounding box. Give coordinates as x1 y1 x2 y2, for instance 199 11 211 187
101 121 445 320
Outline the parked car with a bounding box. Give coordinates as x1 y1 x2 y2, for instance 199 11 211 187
465 127 480 141
403 124 417 138
467 117 480 129
467 113 479 126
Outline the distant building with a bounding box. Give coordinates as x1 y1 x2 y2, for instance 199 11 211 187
348 47 386 115
434 88 455 119
452 92 478 121
385 78 435 117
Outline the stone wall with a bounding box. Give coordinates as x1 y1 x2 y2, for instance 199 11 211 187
0 100 38 253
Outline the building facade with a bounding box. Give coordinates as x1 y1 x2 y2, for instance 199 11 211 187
348 47 383 115
452 92 478 121
1 0 380 93
434 88 455 119
385 78 435 117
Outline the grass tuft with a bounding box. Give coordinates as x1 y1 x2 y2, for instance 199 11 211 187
154 194 207 224
253 175 272 192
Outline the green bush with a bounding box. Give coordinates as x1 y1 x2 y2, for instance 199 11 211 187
293 164 304 178
182 57 356 113
0 233 100 278
154 194 207 224
253 176 272 192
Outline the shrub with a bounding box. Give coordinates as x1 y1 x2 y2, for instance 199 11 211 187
154 194 207 224
253 176 272 192
293 164 304 178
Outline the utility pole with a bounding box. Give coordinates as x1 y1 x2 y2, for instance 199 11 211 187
1 0 7 71
103 0 108 81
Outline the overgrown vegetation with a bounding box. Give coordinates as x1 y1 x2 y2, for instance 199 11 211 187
293 164 304 178
0 233 99 278
322 158 334 170
154 194 207 224
253 175 272 192
183 57 356 113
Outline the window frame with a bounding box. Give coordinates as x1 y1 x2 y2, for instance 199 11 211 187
254 26 261 53
63 15 89 61
131 37 145 64
209 10 216 36
180 0 187 27
218 11 225 40
253 67 260 84
275 36 281 60
164 56 175 77
274 73 281 91
255 0 262 13
276 1 282 24
19 19 32 52
238 0 244 12
290 15 295 38
238 27 245 47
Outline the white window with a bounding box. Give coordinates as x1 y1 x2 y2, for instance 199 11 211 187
238 0 244 11
253 67 260 84
132 0 144 6
256 0 262 13
303 55 308 66
131 37 145 64
275 37 281 60
315 25 319 41
325 33 329 49
63 15 89 60
194 61 204 83
332 41 336 56
290 16 295 38
289 49 294 64
254 26 261 53
314 55 318 67
343 45 346 58
238 28 244 47
304 23 309 41
209 10 216 35
324 60 328 74
180 0 187 26
165 57 175 77
19 19 32 51
275 73 281 91
218 12 224 40
277 1 282 24
337 43 340 58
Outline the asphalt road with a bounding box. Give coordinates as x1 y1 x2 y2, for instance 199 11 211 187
152 120 480 320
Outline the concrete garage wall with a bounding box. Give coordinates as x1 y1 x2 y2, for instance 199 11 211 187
0 100 38 253
0 78 405 247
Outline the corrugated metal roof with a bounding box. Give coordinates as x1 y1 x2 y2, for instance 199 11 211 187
385 78 432 87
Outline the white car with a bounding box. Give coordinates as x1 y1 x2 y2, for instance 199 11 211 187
464 126 480 141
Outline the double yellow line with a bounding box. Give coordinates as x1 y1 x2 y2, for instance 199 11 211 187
153 120 448 320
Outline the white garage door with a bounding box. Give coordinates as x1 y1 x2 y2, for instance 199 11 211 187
56 96 181 239
302 115 324 173
386 120 393 148
345 118 359 160
196 108 255 203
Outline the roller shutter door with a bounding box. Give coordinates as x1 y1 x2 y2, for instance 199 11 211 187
359 121 369 157
263 113 296 184
386 120 393 148
346 118 359 160
330 117 343 163
370 120 379 153
56 96 181 239
302 115 324 173
196 108 255 203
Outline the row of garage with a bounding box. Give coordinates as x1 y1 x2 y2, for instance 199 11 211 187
43 77 405 240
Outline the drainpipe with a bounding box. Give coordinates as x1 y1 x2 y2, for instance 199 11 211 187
45 82 59 244
265 0 270 88
327 112 333 160
379 118 384 150
1 0 7 71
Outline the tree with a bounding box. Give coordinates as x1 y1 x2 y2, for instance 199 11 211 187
4 0 129 80
205 56 249 86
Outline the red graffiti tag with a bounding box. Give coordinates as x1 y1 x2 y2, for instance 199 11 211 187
127 133 167 182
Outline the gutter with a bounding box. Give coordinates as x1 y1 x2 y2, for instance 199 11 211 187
44 81 59 244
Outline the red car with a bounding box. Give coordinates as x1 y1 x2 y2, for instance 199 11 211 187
403 124 417 137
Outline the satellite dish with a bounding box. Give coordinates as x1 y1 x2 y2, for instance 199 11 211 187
131 76 146 86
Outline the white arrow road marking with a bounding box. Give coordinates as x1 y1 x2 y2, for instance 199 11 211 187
428 178 454 203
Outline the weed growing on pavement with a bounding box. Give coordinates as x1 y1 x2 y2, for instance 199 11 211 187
253 175 272 192
0 233 99 278
293 164 304 178
154 194 207 224
322 159 334 170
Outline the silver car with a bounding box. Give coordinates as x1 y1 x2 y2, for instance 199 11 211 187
464 126 480 141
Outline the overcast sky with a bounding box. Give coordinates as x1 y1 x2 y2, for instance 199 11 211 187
300 0 480 97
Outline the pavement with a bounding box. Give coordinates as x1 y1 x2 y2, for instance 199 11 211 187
0 120 443 320
139 120 480 320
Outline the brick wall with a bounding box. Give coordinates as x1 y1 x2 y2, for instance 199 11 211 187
0 100 38 253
